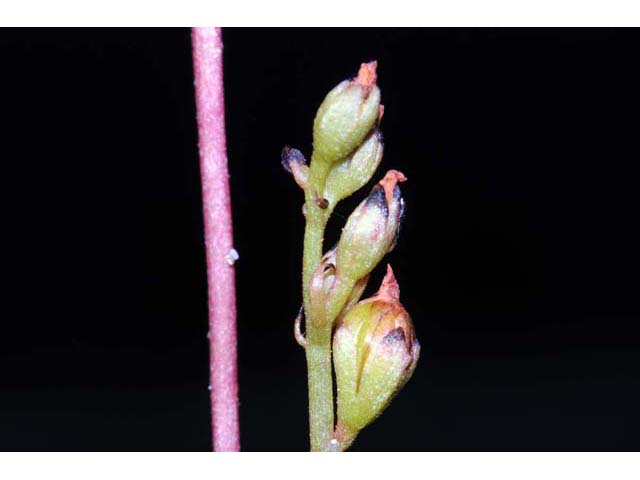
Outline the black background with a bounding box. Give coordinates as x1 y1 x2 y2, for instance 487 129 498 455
1 28 639 451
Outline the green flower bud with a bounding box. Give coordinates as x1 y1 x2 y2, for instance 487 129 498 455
323 130 383 206
313 62 381 166
335 170 406 285
333 265 420 438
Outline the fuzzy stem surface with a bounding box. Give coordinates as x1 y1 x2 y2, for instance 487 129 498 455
302 157 336 451
192 27 240 452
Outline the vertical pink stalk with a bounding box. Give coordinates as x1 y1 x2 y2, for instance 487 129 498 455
191 27 240 452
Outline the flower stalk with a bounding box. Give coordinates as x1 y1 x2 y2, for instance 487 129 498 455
192 27 240 452
285 62 419 451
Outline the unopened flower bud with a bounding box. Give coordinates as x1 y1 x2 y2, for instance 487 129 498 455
309 248 369 328
313 62 381 166
323 130 383 206
335 170 406 285
333 265 420 437
281 146 309 189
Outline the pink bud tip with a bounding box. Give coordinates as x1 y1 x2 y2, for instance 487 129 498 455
377 264 400 301
355 61 378 94
379 169 407 204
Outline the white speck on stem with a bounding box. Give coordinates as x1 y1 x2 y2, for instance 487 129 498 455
225 248 239 265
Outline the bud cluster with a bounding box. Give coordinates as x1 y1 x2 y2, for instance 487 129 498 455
283 62 420 451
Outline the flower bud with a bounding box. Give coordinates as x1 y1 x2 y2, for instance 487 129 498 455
281 146 309 189
333 265 420 435
312 62 381 166
309 247 369 328
335 170 406 285
323 130 383 206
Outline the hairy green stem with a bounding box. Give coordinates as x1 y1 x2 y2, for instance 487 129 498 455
302 158 335 452
304 326 333 451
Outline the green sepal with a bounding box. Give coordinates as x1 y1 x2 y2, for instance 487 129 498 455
324 130 383 207
313 81 380 167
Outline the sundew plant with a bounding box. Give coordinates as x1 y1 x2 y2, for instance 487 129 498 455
193 28 419 451
282 61 420 451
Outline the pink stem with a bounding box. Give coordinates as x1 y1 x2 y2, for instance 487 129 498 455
191 27 240 452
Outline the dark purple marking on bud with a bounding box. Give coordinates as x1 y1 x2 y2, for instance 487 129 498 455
389 198 405 252
281 146 307 173
382 327 406 345
376 130 384 146
365 185 389 217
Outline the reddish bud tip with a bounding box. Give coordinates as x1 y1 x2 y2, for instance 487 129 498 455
379 170 407 205
377 264 400 301
355 61 378 95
